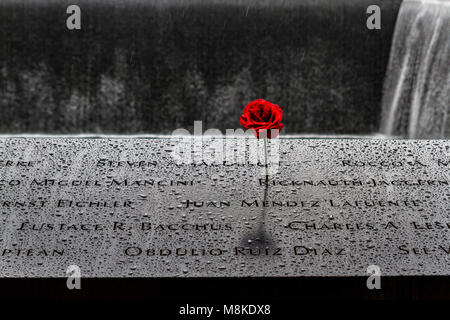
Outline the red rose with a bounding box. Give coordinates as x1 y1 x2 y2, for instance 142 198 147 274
240 99 284 138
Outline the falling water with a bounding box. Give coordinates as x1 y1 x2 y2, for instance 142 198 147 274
381 0 450 138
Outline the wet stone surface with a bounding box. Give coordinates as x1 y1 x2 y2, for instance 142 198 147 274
0 138 449 277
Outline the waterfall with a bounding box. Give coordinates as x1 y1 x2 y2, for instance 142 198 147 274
380 0 450 138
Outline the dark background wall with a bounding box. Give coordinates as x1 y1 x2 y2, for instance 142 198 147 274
0 0 402 134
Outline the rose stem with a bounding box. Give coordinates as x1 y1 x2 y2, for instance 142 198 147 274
264 137 269 181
